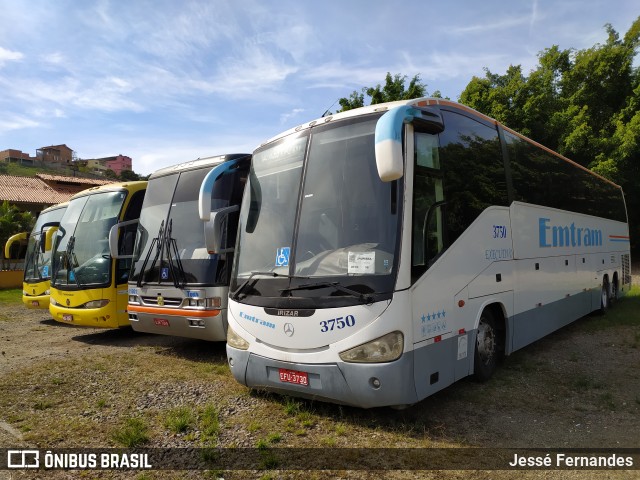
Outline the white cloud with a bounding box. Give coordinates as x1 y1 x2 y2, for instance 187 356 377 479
279 108 305 125
0 46 23 66
121 135 262 175
0 115 39 133
42 52 66 66
199 42 299 99
449 15 531 35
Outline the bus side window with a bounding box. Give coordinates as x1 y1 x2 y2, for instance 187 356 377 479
439 110 507 246
412 133 445 283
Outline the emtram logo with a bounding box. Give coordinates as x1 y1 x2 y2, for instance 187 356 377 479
7 450 40 468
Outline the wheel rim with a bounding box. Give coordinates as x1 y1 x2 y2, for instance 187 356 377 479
602 284 608 308
477 318 496 365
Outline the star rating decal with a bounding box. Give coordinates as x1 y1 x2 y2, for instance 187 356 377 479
419 307 448 337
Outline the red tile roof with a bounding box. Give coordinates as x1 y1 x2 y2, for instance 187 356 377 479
0 175 77 205
36 173 112 185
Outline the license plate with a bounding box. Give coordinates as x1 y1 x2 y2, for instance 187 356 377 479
31 301 39 307
279 368 309 386
62 314 73 322
153 318 170 327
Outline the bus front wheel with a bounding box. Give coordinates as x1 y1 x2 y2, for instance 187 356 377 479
474 309 498 382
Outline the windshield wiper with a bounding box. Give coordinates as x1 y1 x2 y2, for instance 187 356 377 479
64 235 81 287
136 220 165 288
231 271 309 301
280 281 374 304
164 219 186 288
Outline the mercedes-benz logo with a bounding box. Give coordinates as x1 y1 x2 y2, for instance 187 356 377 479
66 299 70 306
283 323 294 337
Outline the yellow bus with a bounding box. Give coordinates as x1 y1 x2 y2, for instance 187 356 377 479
49 181 146 328
4 202 68 309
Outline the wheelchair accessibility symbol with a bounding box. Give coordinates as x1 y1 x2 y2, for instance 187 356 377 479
161 267 169 280
275 247 290 267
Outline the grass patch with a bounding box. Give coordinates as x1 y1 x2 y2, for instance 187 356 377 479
283 398 303 416
165 406 195 434
33 400 53 410
571 375 604 392
0 288 22 305
598 392 616 411
582 285 640 332
112 417 149 447
200 404 220 444
248 421 262 432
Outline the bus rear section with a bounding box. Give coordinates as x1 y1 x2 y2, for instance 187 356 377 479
225 98 630 408
49 182 146 328
124 154 250 341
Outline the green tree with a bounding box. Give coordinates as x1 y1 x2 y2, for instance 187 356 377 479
338 73 430 112
119 170 140 181
459 17 640 249
104 169 118 180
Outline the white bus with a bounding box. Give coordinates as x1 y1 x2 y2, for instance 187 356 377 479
122 154 250 340
216 98 631 408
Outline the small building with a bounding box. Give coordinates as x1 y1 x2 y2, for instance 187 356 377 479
0 149 36 166
36 144 74 168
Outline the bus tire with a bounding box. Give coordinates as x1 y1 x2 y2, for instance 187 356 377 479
609 277 618 307
473 309 498 382
600 279 610 315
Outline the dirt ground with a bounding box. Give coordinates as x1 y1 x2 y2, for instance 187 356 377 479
0 274 639 479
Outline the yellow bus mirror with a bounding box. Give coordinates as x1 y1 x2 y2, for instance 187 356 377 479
44 226 59 252
4 232 28 259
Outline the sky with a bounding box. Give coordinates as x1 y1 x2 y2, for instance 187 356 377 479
0 0 637 175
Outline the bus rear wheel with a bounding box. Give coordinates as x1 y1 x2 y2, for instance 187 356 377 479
600 279 610 314
474 309 498 382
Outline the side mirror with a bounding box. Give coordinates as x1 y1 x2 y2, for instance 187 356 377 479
108 219 139 259
39 222 62 253
199 161 237 221
204 205 239 254
44 226 59 252
4 232 27 259
375 105 444 182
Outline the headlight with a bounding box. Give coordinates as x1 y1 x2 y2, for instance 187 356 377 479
49 297 57 306
227 325 249 350
128 295 138 304
44 289 50 295
339 331 404 363
84 299 110 309
188 297 221 308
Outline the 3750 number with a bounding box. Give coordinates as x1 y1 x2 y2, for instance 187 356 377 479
320 315 355 332
493 225 507 239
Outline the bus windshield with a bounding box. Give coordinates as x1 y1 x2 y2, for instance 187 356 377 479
23 206 66 283
131 166 234 286
51 191 127 288
232 114 401 306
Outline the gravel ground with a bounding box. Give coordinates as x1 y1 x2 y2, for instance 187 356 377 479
0 266 639 480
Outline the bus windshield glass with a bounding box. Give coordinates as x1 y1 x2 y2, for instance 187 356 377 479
23 206 66 283
131 167 233 286
232 114 401 305
51 191 126 288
